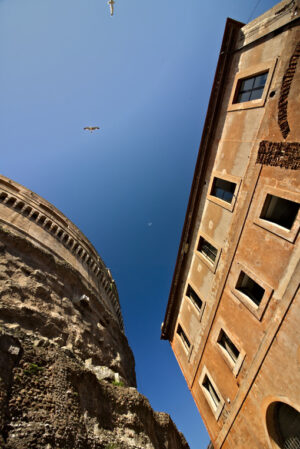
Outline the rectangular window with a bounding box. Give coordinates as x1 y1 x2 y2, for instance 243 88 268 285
236 271 265 306
217 330 240 364
198 237 218 263
210 177 236 204
202 375 220 410
234 71 268 103
186 285 203 311
176 324 190 351
260 194 299 230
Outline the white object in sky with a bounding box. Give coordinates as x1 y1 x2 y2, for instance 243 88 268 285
108 0 115 16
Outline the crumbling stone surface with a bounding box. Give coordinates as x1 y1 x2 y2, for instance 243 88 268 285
0 228 189 449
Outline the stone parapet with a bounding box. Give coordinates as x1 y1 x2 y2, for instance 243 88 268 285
0 175 123 330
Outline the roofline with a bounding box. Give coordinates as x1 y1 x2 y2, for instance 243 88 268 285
161 18 244 340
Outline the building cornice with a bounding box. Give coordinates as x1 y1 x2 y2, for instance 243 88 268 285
160 18 244 340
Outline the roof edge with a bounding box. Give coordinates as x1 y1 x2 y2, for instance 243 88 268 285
161 18 244 340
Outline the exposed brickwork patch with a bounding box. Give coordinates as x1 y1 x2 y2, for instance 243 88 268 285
278 42 300 139
257 140 300 170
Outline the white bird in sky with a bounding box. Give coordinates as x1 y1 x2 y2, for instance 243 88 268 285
108 0 115 16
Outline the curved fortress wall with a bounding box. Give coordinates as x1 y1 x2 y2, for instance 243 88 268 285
0 175 189 449
0 175 123 330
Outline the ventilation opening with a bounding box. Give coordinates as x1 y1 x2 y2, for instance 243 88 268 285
30 211 39 221
202 375 220 410
57 230 63 238
23 206 32 217
217 329 240 364
38 216 46 225
176 324 190 351
210 178 236 203
15 201 24 211
198 237 218 263
6 197 16 207
260 194 299 230
186 285 203 311
236 271 265 306
0 192 8 202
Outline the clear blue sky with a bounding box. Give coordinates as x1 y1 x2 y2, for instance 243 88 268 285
1 0 278 447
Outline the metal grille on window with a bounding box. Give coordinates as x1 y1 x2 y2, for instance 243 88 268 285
198 237 218 263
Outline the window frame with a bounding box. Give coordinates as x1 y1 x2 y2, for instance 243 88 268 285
253 185 300 243
195 231 222 273
176 322 192 356
213 324 246 377
207 171 241 212
184 280 206 322
199 366 225 420
231 262 273 320
227 59 277 112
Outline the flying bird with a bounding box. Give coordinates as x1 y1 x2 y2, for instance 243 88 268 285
108 0 115 16
84 127 100 133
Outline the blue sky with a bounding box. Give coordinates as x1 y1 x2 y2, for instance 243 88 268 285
1 0 278 447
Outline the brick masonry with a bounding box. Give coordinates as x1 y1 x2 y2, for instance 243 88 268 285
278 41 300 139
256 140 300 169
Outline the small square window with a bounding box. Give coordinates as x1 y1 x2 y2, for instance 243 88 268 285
253 186 300 243
227 59 277 112
199 366 225 420
210 178 236 204
236 271 265 307
214 326 246 376
176 324 191 352
186 285 203 312
198 237 217 263
233 72 268 104
195 232 221 273
202 375 220 410
260 194 299 230
231 263 273 320
217 329 240 364
207 171 241 212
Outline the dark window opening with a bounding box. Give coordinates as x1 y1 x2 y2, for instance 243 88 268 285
234 71 268 103
15 201 24 211
6 197 16 207
23 206 32 217
177 324 191 351
211 178 236 203
198 237 218 263
267 402 300 449
260 194 299 230
202 375 220 409
186 285 203 311
218 330 240 363
30 211 39 221
57 229 63 238
0 193 8 202
38 216 46 225
236 271 265 306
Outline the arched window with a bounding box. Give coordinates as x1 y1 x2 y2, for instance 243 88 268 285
267 402 300 449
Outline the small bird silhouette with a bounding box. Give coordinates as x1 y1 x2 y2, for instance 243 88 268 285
84 127 100 133
108 0 115 16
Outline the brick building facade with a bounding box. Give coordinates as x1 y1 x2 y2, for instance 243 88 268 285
161 1 300 448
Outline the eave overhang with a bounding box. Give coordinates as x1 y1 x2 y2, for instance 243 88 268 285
161 18 244 341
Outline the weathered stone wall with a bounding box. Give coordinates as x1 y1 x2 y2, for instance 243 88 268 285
0 192 189 449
